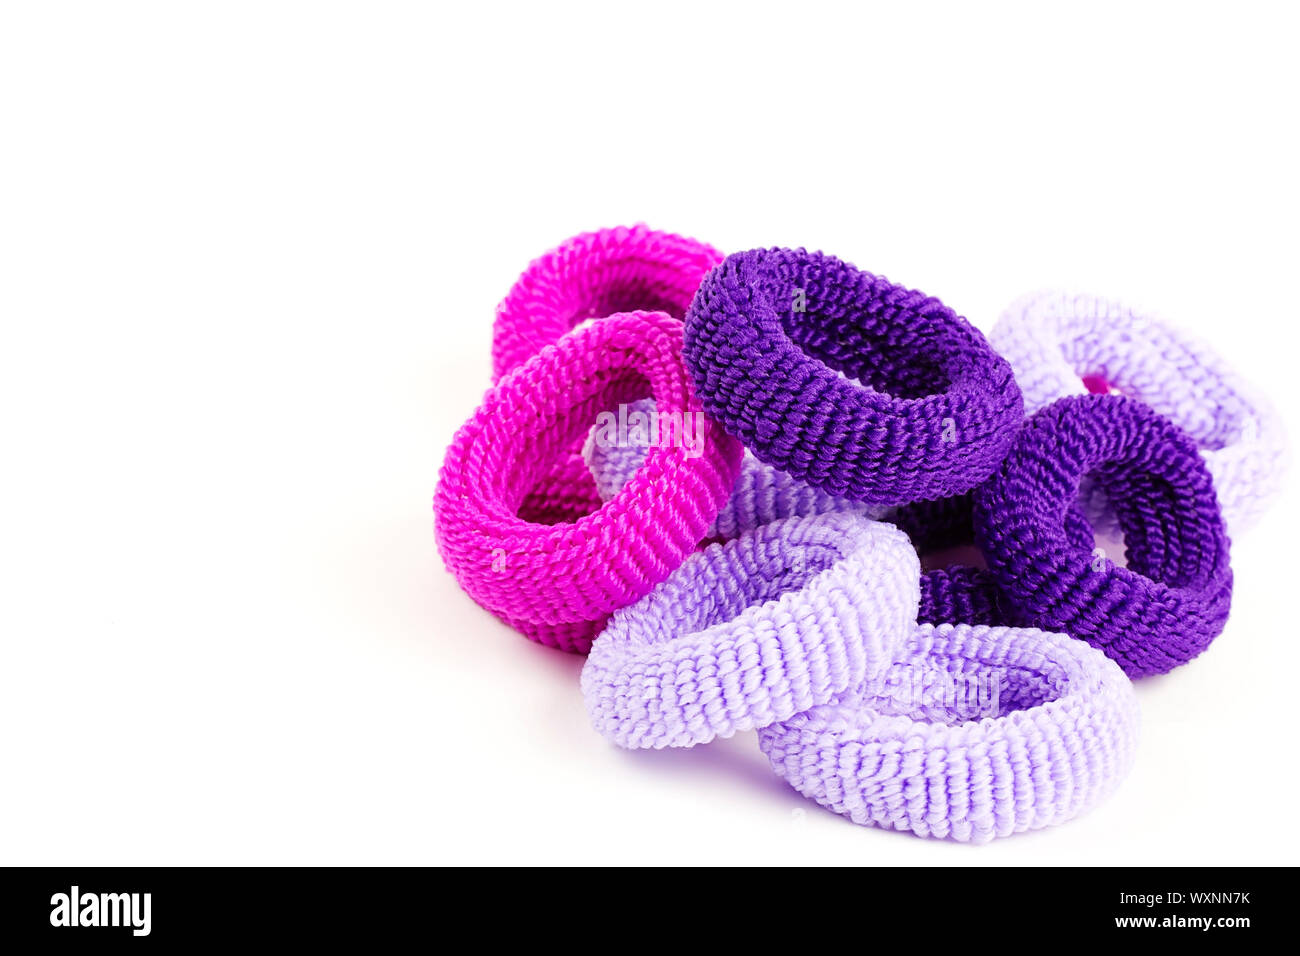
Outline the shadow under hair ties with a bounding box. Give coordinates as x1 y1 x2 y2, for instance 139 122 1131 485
434 310 742 654
973 394 1233 677
758 622 1140 843
682 248 1024 506
581 513 920 748
492 225 724 525
992 291 1288 534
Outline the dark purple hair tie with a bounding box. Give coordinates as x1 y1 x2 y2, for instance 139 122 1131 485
682 248 1024 506
973 394 1233 677
888 492 1008 626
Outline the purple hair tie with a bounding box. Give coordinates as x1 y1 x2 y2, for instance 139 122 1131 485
581 513 920 749
759 622 1140 843
682 248 1024 505
992 291 1288 535
887 492 1008 627
973 394 1233 677
889 492 1093 628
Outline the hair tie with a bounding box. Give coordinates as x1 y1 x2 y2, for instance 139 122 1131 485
992 291 1287 534
889 490 1110 628
581 513 920 749
973 394 1233 677
434 311 742 654
493 225 722 378
759 622 1139 843
492 225 723 526
887 493 1007 627
584 398 876 540
682 247 1024 506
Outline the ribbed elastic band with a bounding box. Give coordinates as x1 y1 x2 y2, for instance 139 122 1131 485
434 311 743 653
974 395 1233 677
886 492 1009 627
683 247 1024 505
492 225 724 526
759 622 1140 842
992 291 1288 534
492 225 723 378
581 513 920 749
891 490 1115 628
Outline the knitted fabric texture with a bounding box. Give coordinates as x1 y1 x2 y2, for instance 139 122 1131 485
888 491 1096 628
434 311 743 654
682 247 1024 505
917 566 1006 628
992 290 1287 534
758 622 1140 842
493 225 724 526
973 395 1233 677
888 492 1008 627
582 513 920 749
584 398 878 540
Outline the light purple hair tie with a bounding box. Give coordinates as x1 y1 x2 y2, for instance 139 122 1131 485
992 291 1287 535
581 513 920 749
759 622 1140 842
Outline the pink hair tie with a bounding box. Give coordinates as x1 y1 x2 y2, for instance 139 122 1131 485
434 310 743 654
492 225 724 525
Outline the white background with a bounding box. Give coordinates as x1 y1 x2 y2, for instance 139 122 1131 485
2 2 1297 865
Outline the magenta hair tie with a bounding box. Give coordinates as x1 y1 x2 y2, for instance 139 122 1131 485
581 513 920 749
973 395 1233 677
492 224 722 379
759 622 1140 843
492 226 724 526
434 311 743 653
682 247 1024 505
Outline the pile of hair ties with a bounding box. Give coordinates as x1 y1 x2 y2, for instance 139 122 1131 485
434 225 1287 843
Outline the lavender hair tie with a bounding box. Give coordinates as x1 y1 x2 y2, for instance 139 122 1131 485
583 399 876 540
682 248 1024 505
973 395 1233 677
581 513 920 749
759 622 1140 843
992 291 1288 534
